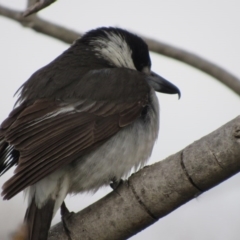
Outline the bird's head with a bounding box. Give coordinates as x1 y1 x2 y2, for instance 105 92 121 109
77 27 180 97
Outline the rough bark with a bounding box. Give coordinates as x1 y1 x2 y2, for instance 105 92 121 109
48 116 240 240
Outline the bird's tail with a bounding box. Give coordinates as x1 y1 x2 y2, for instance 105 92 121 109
24 196 55 240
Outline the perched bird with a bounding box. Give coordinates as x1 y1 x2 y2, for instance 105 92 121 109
0 27 180 240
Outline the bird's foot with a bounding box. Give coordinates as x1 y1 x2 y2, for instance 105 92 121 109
110 178 123 190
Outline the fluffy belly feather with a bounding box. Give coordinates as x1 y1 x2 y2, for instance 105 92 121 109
69 90 159 193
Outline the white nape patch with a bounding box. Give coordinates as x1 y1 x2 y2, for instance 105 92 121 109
92 31 136 70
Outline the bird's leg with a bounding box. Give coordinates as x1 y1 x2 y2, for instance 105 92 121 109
110 177 123 190
60 201 74 238
60 201 71 217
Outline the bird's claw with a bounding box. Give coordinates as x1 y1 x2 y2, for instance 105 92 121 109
110 178 123 190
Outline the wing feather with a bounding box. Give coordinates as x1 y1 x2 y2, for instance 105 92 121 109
1 68 151 200
1 98 146 199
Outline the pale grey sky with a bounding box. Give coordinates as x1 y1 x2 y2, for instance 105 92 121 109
0 0 240 239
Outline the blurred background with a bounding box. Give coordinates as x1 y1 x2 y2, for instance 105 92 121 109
0 0 240 239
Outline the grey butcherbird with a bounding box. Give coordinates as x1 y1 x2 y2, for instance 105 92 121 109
0 27 180 240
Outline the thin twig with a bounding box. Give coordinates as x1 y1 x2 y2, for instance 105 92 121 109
0 4 240 96
24 0 57 17
27 0 38 8
143 36 240 97
0 5 80 43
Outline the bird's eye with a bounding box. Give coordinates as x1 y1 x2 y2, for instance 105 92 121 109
141 66 150 75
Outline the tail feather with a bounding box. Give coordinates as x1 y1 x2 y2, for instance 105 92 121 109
24 197 55 240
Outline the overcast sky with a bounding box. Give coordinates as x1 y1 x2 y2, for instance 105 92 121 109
0 0 240 239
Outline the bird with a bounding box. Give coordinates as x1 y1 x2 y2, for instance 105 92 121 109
0 27 180 240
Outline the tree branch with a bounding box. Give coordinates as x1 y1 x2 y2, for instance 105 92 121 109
142 36 240 97
0 3 240 96
24 0 57 17
48 116 240 239
0 5 80 43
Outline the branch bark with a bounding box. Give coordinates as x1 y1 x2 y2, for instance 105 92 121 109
0 4 240 96
47 116 240 240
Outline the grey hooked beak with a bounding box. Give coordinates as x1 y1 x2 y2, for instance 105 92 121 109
147 71 181 99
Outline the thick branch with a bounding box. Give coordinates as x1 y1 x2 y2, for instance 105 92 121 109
0 4 240 96
48 116 240 240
